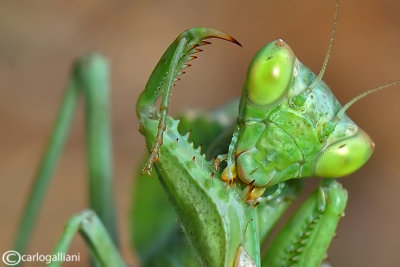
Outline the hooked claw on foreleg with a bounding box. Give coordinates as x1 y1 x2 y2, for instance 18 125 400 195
137 28 241 175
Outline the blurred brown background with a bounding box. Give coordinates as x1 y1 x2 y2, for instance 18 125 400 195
1 0 399 266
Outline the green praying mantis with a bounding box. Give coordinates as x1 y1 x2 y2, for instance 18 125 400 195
10 1 398 267
135 0 399 266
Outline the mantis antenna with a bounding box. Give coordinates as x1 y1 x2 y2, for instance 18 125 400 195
305 0 340 94
336 80 400 120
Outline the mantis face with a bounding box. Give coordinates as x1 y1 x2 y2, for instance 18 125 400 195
233 39 375 193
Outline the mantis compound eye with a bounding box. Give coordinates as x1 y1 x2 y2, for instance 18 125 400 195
245 39 295 106
314 129 375 178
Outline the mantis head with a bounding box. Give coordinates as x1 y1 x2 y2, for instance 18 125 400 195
242 38 395 180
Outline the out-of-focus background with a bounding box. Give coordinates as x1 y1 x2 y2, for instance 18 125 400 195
1 0 399 266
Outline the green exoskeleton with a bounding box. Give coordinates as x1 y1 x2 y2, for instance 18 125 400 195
213 2 399 204
216 38 375 203
135 1 398 266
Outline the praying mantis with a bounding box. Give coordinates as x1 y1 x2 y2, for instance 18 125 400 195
134 0 399 266
10 1 398 267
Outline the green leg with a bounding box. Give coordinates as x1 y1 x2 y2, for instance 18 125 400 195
13 70 80 255
75 53 119 245
136 29 263 266
136 27 241 176
49 210 125 267
132 100 240 267
13 53 118 257
262 179 347 267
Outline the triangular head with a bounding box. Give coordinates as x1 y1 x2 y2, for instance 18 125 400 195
223 39 375 202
